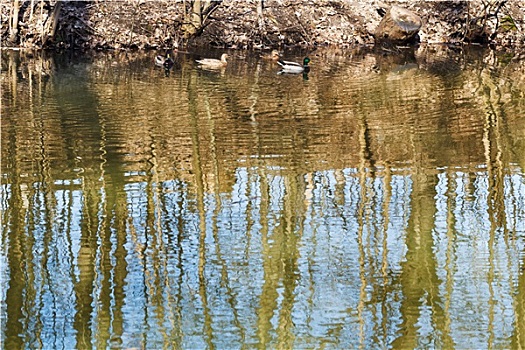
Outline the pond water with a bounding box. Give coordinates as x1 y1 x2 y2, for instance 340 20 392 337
1 46 524 349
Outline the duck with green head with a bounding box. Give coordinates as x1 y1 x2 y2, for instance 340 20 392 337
155 51 174 73
277 57 311 73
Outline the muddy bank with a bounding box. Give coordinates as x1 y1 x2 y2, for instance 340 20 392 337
1 0 524 52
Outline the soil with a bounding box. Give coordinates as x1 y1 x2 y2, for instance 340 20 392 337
1 0 524 52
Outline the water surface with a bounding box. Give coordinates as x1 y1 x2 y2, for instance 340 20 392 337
1 46 525 349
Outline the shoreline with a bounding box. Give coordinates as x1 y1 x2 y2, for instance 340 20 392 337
2 1 524 52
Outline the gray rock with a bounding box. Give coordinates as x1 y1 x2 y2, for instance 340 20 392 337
374 6 422 45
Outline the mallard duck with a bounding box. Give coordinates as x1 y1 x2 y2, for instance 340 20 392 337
155 52 174 71
261 50 281 60
277 57 311 73
196 53 228 68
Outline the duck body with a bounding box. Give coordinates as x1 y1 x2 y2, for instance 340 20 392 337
154 55 165 67
155 52 175 74
262 50 281 60
196 53 228 68
277 57 311 73
155 54 174 70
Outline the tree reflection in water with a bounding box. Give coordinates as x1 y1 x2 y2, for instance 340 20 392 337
1 48 524 349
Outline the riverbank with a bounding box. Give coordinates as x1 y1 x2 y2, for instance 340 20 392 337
1 1 524 52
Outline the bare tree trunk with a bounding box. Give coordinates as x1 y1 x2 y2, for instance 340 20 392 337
257 0 264 31
42 1 62 46
191 0 202 31
182 0 221 38
9 0 20 44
